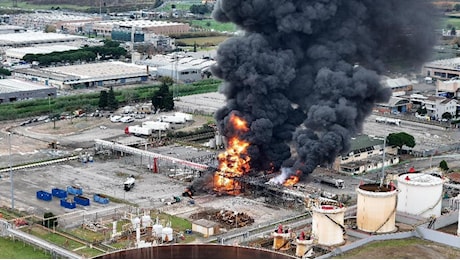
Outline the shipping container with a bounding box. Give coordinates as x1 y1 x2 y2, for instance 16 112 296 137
51 188 67 198
67 185 83 196
36 190 52 201
74 195 90 206
60 198 76 209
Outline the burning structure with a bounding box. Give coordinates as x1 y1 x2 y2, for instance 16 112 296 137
209 0 437 188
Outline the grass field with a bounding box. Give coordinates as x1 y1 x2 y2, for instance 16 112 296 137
0 0 89 10
0 237 51 259
191 19 237 33
177 36 229 46
332 237 460 259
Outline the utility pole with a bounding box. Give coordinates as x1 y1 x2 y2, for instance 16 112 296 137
379 136 386 187
9 132 14 210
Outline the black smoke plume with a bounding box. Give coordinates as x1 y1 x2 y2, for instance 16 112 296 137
211 0 437 182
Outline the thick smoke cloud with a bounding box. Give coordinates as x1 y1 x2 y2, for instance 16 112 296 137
211 0 437 180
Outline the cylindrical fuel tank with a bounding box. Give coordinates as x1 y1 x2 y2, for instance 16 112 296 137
397 173 444 218
312 204 346 246
356 183 398 233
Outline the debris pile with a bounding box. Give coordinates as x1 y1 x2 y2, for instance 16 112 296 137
215 210 254 228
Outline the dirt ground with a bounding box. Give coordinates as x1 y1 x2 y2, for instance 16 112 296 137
334 237 460 259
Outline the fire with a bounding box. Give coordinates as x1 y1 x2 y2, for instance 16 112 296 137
283 170 302 186
230 114 248 131
214 115 251 194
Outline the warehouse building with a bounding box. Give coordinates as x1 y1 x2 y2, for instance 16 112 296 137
13 61 149 89
9 11 101 31
138 53 216 82
0 78 56 103
4 44 80 61
0 31 85 48
333 134 399 175
422 57 460 80
91 20 190 38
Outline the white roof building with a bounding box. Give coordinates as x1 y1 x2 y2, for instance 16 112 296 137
13 61 149 89
0 32 85 48
4 44 80 60
0 78 56 103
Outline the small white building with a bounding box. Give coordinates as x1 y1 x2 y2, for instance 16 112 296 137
334 135 399 175
424 96 457 120
191 219 219 238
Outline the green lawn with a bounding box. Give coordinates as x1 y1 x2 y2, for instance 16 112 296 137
0 237 51 259
191 19 237 33
28 226 85 251
177 36 230 46
0 0 89 10
156 1 201 12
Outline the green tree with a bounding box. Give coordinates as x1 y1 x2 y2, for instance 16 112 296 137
387 132 416 151
99 90 108 108
152 78 174 112
50 113 61 129
456 4 460 11
439 160 449 172
451 27 457 36
107 86 118 111
442 112 452 120
417 106 427 115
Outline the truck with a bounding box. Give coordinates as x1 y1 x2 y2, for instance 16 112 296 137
142 121 170 131
174 112 193 121
158 115 186 124
127 125 152 136
313 176 345 189
124 175 135 191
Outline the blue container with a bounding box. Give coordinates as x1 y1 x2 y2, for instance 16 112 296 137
74 195 90 206
51 188 67 198
67 186 83 196
36 190 52 201
93 194 109 204
60 199 76 209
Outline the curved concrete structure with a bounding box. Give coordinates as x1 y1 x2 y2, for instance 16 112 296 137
94 244 295 259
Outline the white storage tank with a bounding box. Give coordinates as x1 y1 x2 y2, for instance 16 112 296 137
152 217 163 239
356 183 398 233
132 217 141 229
141 215 152 228
162 225 174 242
311 204 346 246
397 173 445 218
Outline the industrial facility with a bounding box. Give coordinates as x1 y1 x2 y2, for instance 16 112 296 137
13 61 149 89
0 78 56 103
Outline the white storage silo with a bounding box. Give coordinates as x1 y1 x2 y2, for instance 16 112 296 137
132 217 141 229
356 183 398 233
397 173 444 218
152 217 163 239
162 224 174 242
311 204 346 246
141 214 152 228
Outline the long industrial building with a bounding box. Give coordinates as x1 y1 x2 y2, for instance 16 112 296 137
0 31 85 48
0 78 56 103
13 61 149 89
422 57 460 80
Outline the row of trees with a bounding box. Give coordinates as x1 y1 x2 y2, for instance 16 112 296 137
97 77 174 112
22 40 127 66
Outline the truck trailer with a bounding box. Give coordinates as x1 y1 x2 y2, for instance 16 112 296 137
313 176 345 189
127 125 152 136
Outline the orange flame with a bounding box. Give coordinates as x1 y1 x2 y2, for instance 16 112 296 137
214 115 251 194
283 170 301 186
283 175 299 186
230 114 248 132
